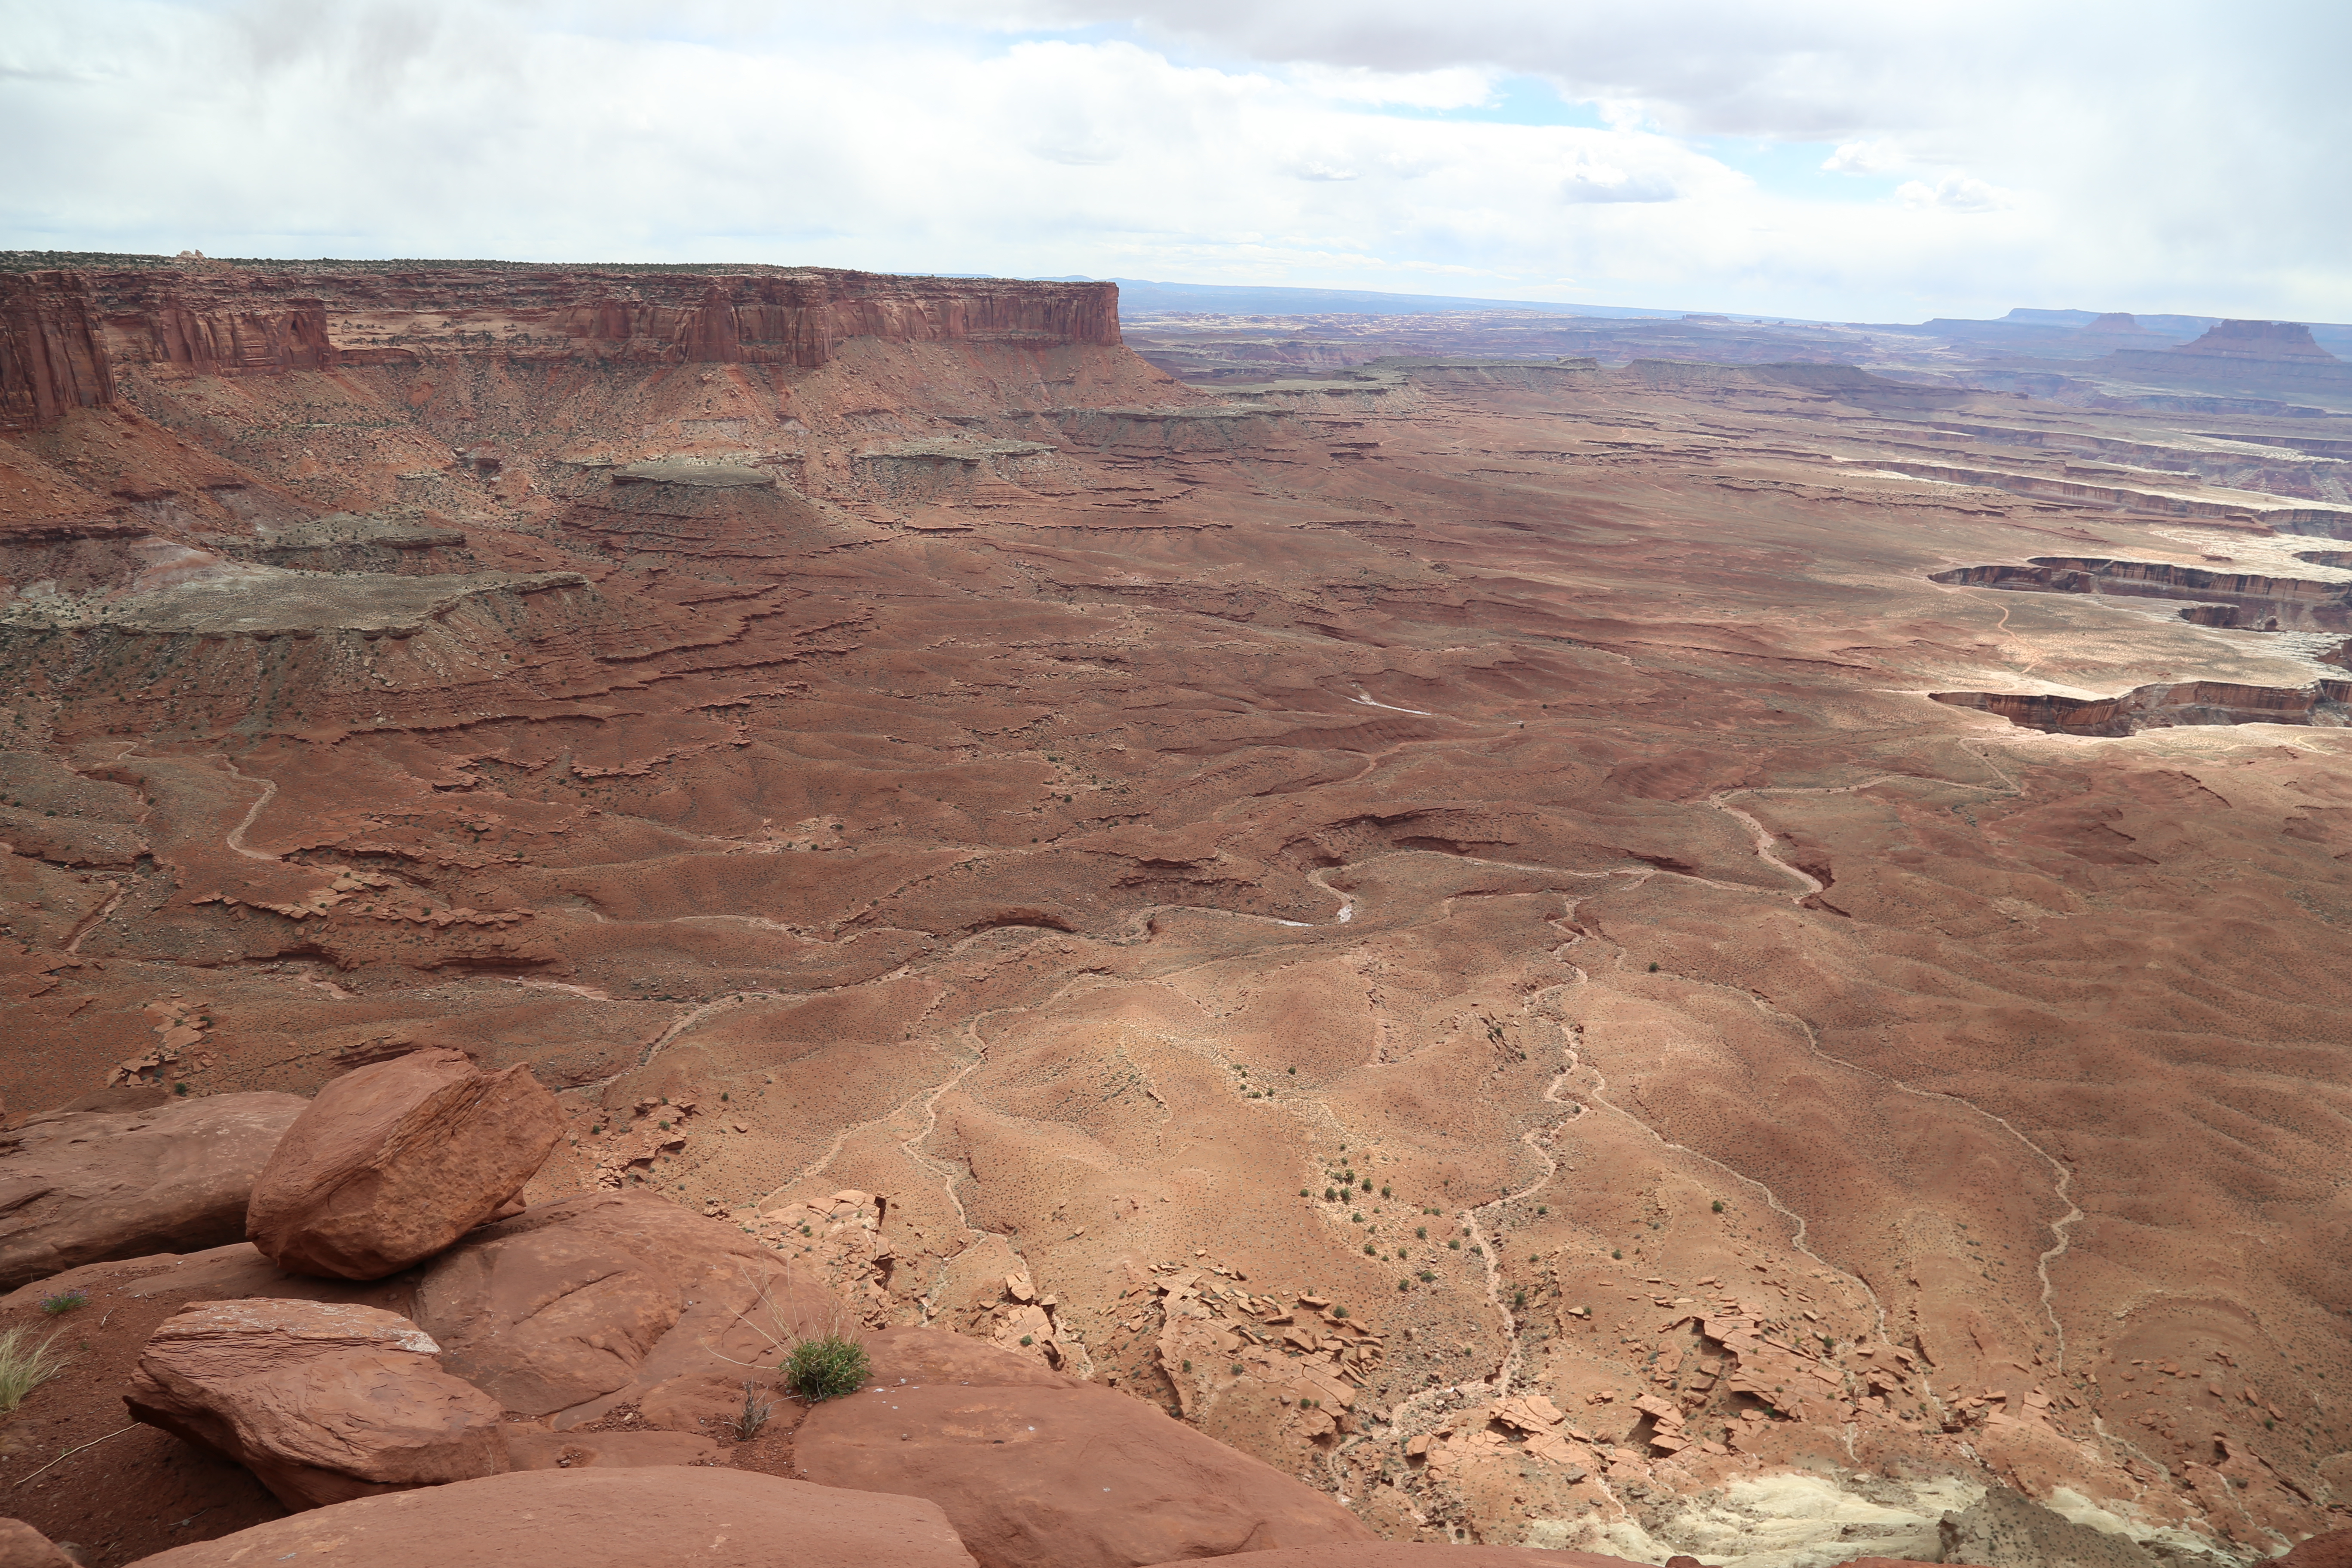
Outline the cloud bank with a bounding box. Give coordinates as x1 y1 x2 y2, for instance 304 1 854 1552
1 0 2343 320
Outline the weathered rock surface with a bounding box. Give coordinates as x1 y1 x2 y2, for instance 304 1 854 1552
124 1298 503 1510
793 1327 1374 1568
0 1092 306 1292
119 1467 980 1568
1145 1550 1645 1568
0 1519 77 1568
1937 1486 2159 1568
0 1240 395 1314
495 1427 719 1471
246 1048 563 1280
410 1191 830 1424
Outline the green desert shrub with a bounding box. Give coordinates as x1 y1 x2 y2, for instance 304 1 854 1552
784 1333 870 1403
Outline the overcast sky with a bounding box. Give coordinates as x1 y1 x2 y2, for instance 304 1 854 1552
4 0 2345 322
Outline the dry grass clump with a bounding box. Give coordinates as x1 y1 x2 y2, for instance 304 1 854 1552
0 1326 68 1412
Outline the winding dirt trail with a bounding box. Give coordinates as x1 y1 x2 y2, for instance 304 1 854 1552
1691 749 2079 1366
1746 992 2084 1370
738 963 1117 1378
63 882 126 954
220 760 282 862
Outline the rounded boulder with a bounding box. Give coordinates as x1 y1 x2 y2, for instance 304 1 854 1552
246 1048 563 1280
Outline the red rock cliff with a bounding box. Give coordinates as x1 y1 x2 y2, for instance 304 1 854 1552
0 263 1122 430
0 271 114 431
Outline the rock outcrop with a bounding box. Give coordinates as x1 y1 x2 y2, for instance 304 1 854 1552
1 263 1120 432
124 1298 504 1510
2104 318 2352 389
2169 320 2342 363
794 1326 1375 1568
0 1092 306 1291
246 1048 563 1280
1936 1485 2159 1568
1932 677 2352 736
119 1467 980 1568
0 270 113 432
410 1190 830 1424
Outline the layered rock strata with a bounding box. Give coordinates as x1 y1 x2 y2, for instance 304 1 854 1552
1 265 1120 431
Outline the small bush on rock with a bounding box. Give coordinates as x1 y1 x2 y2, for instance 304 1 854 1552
38 1289 87 1316
732 1381 775 1439
784 1333 870 1403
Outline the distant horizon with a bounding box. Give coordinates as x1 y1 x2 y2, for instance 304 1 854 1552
3 249 2321 334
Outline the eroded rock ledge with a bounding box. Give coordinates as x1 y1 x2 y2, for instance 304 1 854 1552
1932 679 2352 735
2 263 1121 431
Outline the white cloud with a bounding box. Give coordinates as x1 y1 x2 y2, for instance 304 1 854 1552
1896 171 2016 214
1288 62 1494 108
1559 156 1679 204
1 0 2346 321
1822 138 1905 175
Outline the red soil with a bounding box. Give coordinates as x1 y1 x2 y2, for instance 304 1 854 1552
0 262 2347 1563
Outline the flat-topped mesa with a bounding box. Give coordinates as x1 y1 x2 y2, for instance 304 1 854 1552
2100 316 2352 391
2168 319 2341 363
0 263 1122 430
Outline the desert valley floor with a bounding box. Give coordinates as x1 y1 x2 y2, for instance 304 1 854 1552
0 263 2348 1565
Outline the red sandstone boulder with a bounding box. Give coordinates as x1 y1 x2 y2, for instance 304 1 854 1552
0 1519 76 1568
125 1298 504 1510
410 1191 832 1424
245 1048 563 1280
0 1091 307 1291
119 1467 979 1568
793 1326 1375 1568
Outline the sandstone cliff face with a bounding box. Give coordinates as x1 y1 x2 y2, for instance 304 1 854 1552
0 271 114 431
0 264 1121 430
